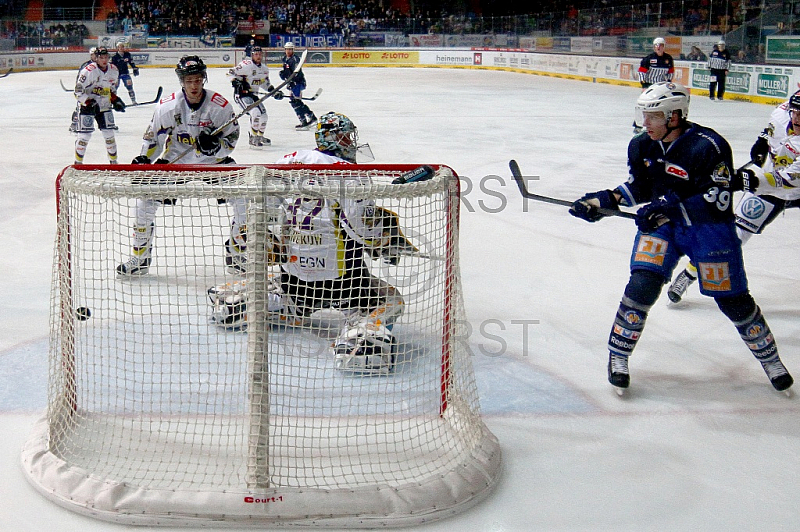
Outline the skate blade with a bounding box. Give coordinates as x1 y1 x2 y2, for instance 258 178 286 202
613 386 626 397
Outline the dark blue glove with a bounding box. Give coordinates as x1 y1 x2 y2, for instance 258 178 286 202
133 67 139 76
569 190 619 222
635 194 681 233
131 155 151 164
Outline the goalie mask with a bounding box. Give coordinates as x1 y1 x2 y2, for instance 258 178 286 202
315 112 359 163
175 55 208 85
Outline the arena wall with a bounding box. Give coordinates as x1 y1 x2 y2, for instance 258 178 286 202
1 48 795 105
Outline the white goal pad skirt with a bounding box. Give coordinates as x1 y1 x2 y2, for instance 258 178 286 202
22 163 501 527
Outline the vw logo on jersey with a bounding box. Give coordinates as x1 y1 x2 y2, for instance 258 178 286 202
740 196 766 220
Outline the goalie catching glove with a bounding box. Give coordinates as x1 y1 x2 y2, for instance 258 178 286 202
569 189 619 222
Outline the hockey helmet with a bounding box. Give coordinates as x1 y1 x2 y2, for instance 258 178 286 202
315 112 359 162
653 37 666 48
635 82 690 125
252 46 262 53
95 47 109 56
717 40 726 48
284 42 295 49
789 92 800 114
175 55 207 83
89 46 98 55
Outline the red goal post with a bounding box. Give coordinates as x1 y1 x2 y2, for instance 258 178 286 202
22 163 501 527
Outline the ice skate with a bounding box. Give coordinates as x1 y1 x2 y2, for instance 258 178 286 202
295 118 311 131
761 358 794 394
116 252 151 276
608 352 630 394
667 268 697 303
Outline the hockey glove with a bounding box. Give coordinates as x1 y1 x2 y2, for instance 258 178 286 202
110 94 126 112
196 131 222 156
231 77 251 96
750 132 769 167
635 194 680 233
80 99 99 116
131 155 151 164
733 168 759 192
133 67 139 76
569 190 619 222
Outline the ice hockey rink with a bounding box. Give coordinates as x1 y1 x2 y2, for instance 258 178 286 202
1 63 799 531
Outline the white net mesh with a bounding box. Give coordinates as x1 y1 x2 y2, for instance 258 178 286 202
23 164 501 527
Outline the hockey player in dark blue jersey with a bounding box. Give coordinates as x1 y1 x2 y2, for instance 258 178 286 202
280 42 316 130
569 81 793 395
111 41 139 104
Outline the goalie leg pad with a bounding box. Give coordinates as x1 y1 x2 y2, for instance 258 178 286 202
333 318 397 375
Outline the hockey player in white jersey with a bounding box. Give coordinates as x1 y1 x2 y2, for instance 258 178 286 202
73 47 126 164
227 46 279 149
117 55 243 276
208 112 412 374
668 91 800 302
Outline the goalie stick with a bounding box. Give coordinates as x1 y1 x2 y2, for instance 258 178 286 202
0 68 13 79
510 159 636 219
170 49 308 164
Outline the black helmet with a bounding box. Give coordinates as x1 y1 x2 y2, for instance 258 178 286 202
789 91 800 113
175 55 207 82
95 47 109 56
252 46 262 53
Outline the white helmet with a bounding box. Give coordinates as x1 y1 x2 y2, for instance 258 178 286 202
717 40 726 47
653 37 665 48
284 42 295 49
635 82 690 124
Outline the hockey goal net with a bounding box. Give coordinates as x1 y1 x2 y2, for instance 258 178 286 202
22 163 501 527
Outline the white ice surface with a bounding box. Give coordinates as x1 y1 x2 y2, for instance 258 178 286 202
1 66 799 531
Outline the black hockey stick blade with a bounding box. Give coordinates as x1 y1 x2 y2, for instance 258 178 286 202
302 88 322 101
129 86 163 106
392 165 435 184
0 68 12 79
60 78 72 91
510 159 636 219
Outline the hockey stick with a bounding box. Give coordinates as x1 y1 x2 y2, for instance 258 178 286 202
268 87 322 102
128 86 163 106
170 50 308 164
60 79 72 92
0 68 12 79
510 159 636 219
